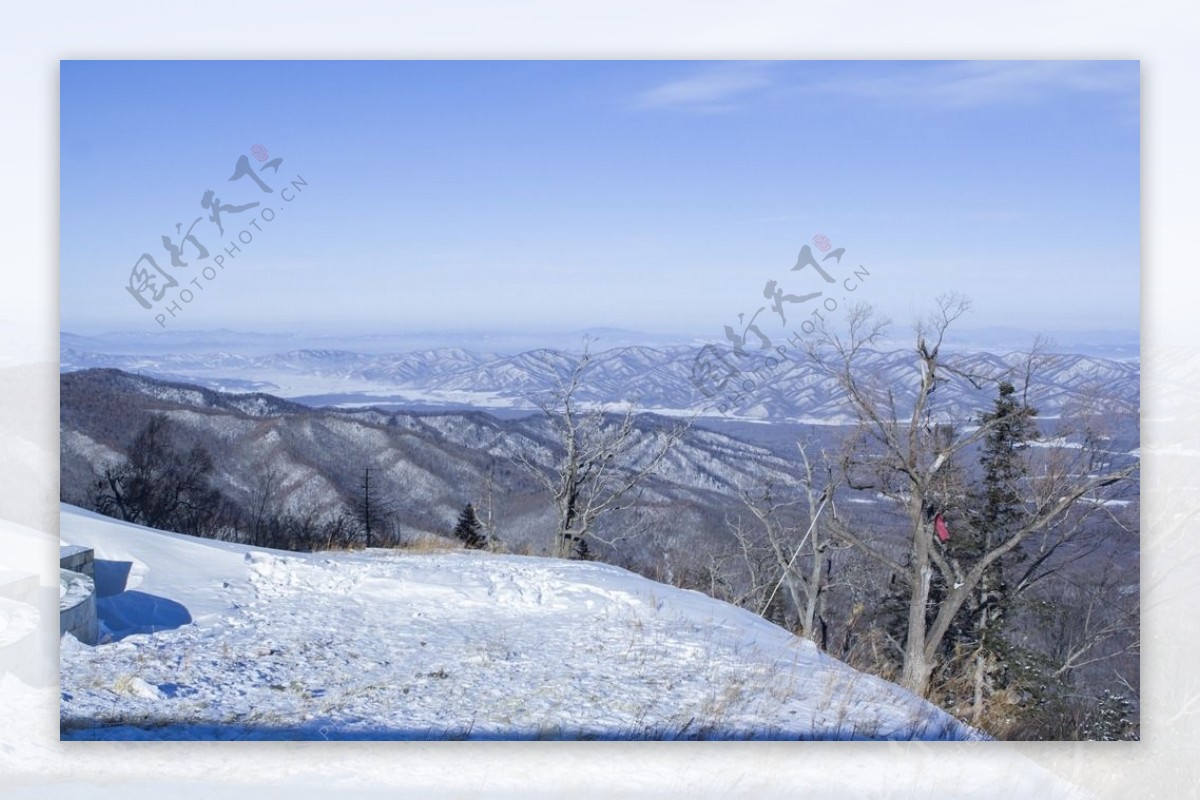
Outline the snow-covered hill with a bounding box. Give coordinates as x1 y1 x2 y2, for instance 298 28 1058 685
59 368 834 561
59 505 983 741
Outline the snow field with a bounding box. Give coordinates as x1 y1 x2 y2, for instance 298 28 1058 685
59 505 982 740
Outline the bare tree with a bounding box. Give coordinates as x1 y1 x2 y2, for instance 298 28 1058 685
94 414 225 538
1047 571 1139 684
246 466 283 547
351 466 394 548
321 512 357 551
730 440 837 642
516 344 690 559
808 296 1138 698
479 460 499 551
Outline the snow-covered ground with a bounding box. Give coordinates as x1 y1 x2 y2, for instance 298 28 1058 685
59 505 983 741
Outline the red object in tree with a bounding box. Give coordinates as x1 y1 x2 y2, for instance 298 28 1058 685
934 513 951 543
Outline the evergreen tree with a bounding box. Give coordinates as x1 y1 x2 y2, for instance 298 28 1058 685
958 380 1038 721
971 381 1038 627
453 503 486 549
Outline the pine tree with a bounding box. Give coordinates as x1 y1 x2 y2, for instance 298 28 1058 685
973 381 1038 625
453 503 485 549
961 380 1038 722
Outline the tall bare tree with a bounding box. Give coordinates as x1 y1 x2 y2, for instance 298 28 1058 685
517 344 690 559
809 296 1138 698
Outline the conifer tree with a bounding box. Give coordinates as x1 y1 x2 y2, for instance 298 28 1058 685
453 503 485 549
960 380 1038 722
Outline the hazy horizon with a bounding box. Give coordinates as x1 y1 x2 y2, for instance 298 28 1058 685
60 322 1140 340
59 323 1141 363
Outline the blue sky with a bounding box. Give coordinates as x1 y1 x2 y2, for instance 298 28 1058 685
60 60 1140 338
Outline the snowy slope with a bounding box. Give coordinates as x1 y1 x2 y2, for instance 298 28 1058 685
59 505 984 741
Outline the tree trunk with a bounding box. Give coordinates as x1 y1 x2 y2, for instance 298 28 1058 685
901 561 934 696
970 572 992 725
799 554 824 639
971 650 987 726
783 572 806 632
557 453 580 559
901 503 934 697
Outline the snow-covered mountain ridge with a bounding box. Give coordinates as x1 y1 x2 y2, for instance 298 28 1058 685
59 505 984 741
59 368 825 558
61 342 1139 422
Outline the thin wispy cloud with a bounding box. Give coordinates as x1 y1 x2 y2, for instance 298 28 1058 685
803 61 1138 108
633 62 773 112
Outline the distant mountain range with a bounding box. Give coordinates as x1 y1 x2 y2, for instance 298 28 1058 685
61 338 1140 425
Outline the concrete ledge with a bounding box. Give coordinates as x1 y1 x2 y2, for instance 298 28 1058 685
59 569 97 646
60 545 94 579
